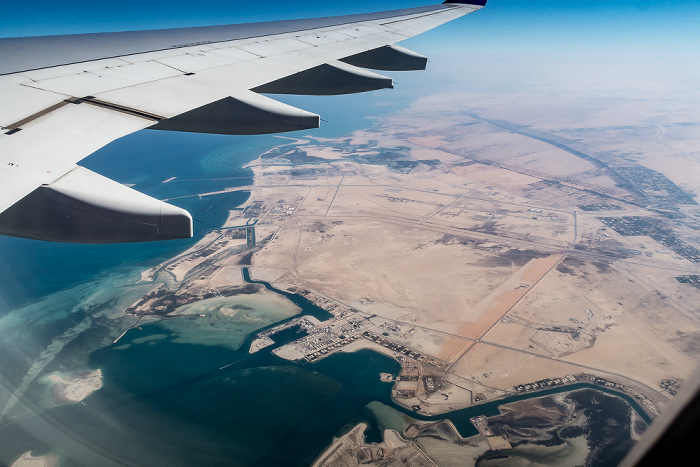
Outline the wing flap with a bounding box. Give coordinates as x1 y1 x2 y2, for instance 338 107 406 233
341 45 428 71
0 166 192 243
151 91 320 135
253 61 393 95
0 1 486 243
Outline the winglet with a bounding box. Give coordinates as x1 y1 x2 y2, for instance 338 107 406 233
443 0 487 5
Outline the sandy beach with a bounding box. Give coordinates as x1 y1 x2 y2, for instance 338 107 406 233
42 370 103 405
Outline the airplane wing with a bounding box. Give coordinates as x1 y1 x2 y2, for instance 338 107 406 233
0 1 486 243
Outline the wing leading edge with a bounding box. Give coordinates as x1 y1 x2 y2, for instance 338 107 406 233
0 1 487 243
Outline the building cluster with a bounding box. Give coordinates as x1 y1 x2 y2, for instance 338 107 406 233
660 378 681 396
423 375 447 395
578 374 660 417
616 166 698 207
675 275 700 289
304 334 362 362
578 204 623 212
273 314 372 362
583 374 634 392
513 375 576 393
268 203 296 215
633 392 660 417
377 321 417 340
363 332 449 371
391 366 447 402
397 375 419 382
243 198 300 218
246 226 256 247
514 374 660 417
536 325 582 341
598 216 700 263
393 389 416 399
242 201 266 217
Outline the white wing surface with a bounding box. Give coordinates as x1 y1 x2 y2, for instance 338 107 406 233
0 1 486 243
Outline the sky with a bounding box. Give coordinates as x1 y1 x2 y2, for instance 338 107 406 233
1 1 697 93
1 1 698 49
0 0 697 131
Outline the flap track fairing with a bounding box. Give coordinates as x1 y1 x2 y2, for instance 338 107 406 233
0 167 192 243
253 61 393 96
340 44 428 71
150 91 320 135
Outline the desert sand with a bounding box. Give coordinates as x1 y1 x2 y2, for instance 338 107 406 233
222 89 700 419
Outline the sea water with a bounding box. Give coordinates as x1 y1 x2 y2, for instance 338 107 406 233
0 91 420 465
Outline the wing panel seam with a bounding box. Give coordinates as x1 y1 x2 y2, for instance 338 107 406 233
80 97 165 121
2 100 72 133
2 96 163 134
